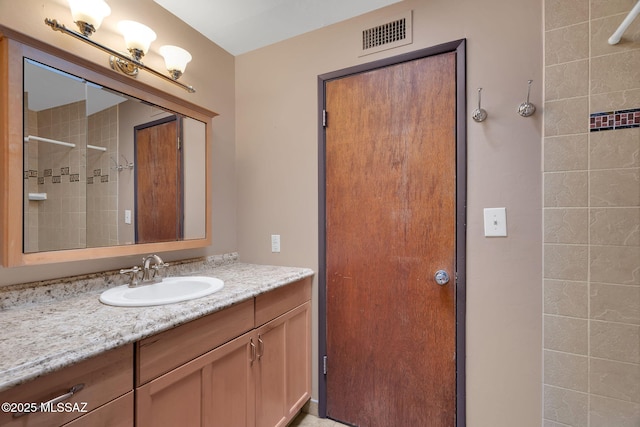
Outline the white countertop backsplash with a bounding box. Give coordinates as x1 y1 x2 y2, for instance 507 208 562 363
0 253 314 392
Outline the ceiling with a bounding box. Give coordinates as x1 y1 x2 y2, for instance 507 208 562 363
152 0 402 56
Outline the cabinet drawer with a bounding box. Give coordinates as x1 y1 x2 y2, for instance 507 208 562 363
64 391 133 427
137 299 255 385
0 345 133 427
255 277 311 327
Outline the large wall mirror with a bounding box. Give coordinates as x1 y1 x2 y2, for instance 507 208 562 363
1 27 215 267
23 59 206 253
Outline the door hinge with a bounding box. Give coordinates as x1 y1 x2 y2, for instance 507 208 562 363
322 110 327 127
177 136 182 150
323 355 328 375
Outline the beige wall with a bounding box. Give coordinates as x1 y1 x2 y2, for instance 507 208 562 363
235 0 543 425
543 0 640 425
0 0 236 285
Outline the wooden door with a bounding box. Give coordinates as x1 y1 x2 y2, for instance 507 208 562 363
135 116 183 243
325 52 457 426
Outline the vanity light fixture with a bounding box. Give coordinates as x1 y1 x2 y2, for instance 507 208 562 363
44 0 195 93
67 0 111 36
159 45 192 81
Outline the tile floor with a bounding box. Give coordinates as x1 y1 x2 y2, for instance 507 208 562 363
289 412 350 427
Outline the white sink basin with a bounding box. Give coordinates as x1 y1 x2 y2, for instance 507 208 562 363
100 276 224 307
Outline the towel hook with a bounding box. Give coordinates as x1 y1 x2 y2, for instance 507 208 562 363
517 80 536 117
472 88 488 122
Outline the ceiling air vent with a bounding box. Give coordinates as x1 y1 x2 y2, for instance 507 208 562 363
359 11 413 57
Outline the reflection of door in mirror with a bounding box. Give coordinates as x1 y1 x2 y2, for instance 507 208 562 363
134 116 183 243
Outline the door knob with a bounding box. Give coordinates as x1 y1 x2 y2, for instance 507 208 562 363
434 270 450 286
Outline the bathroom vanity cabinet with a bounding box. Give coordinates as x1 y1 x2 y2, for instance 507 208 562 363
136 277 311 427
0 277 311 427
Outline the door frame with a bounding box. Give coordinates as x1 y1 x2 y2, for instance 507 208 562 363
317 39 467 426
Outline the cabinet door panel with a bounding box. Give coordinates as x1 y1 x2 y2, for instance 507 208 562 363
256 321 286 427
210 336 255 427
137 331 254 427
137 367 207 427
256 301 311 427
285 302 311 416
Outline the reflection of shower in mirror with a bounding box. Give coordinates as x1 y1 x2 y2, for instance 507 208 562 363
22 57 207 254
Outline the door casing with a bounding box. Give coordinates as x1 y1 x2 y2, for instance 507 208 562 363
317 39 467 426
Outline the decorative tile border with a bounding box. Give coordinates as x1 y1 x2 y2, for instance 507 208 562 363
590 108 640 132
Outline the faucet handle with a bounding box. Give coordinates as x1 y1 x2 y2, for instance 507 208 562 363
120 266 142 287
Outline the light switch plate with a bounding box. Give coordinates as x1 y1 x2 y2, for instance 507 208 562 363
124 209 132 225
484 207 507 237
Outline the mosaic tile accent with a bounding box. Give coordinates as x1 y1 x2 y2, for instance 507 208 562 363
93 169 101 176
60 167 69 175
29 170 37 178
70 174 80 182
37 177 44 185
100 175 109 183
23 171 28 180
43 169 52 177
52 176 61 184
87 177 93 184
590 108 640 132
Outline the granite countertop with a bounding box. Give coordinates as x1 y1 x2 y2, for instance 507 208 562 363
0 258 314 392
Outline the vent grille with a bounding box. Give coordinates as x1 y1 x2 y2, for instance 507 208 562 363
359 11 412 57
363 18 406 51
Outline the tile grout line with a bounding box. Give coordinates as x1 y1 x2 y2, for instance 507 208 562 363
587 3 592 426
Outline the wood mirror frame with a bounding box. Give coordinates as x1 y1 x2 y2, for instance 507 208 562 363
0 26 216 267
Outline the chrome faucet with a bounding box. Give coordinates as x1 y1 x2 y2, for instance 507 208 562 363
141 254 167 283
120 254 168 287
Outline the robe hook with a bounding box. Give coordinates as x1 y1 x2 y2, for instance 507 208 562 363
517 80 536 117
472 87 488 122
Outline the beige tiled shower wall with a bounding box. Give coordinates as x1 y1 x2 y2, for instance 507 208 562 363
86 105 118 248
29 101 87 252
543 0 640 426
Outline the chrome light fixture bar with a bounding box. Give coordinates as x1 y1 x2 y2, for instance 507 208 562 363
44 18 196 93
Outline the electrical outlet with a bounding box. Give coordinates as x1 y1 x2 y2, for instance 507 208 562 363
271 234 281 253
